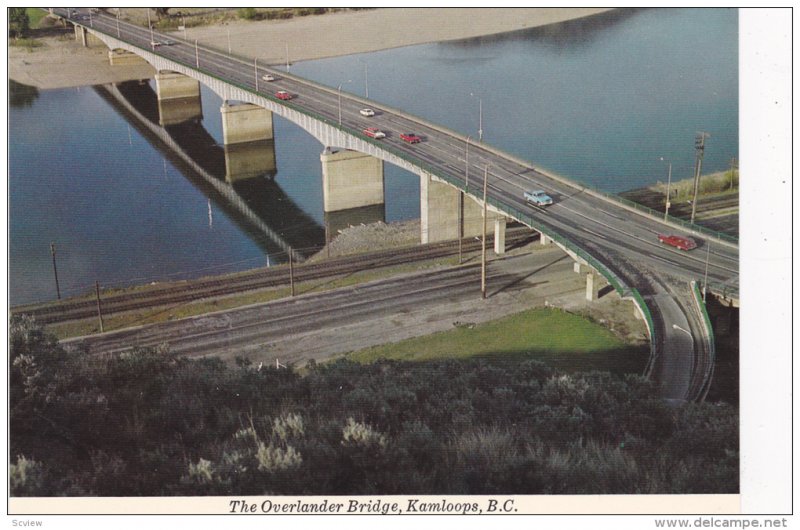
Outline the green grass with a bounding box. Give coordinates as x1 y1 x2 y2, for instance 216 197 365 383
345 307 648 375
9 37 43 49
26 8 48 28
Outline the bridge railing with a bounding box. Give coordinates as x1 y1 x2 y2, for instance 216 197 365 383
691 280 716 401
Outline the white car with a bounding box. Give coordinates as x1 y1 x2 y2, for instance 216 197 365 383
262 74 276 82
359 108 376 117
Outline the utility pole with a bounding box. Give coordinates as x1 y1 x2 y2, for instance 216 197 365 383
690 132 710 224
95 281 105 333
481 165 488 299
458 192 464 264
227 28 231 54
728 157 738 191
147 9 154 49
660 157 672 221
254 57 259 91
363 61 369 99
50 243 61 300
460 136 471 265
289 248 295 297
703 242 711 303
195 39 199 68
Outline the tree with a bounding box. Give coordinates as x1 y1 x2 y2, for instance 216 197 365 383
153 8 170 19
9 8 30 38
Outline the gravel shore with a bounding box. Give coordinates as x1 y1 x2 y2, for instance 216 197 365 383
10 8 613 89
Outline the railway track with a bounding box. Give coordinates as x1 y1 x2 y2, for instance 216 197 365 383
14 227 536 325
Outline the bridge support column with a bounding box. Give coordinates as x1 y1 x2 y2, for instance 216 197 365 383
108 49 148 66
321 148 385 213
421 173 458 243
493 217 506 255
74 25 103 47
421 175 502 244
154 73 203 126
540 233 552 245
75 24 86 46
574 262 583 274
586 272 598 302
155 72 201 101
220 102 274 145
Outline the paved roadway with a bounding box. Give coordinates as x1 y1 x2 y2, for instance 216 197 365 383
59 9 739 401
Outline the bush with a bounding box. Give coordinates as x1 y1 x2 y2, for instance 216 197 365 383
8 321 739 496
237 8 258 20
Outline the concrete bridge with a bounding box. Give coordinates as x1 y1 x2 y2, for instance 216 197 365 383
58 9 739 402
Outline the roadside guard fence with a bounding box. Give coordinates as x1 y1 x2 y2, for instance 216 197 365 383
691 280 717 401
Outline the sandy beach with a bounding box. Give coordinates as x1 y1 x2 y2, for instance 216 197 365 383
9 8 612 89
187 8 613 64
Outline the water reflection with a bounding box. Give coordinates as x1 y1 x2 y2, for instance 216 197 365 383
9 79 39 108
94 80 326 260
444 8 643 51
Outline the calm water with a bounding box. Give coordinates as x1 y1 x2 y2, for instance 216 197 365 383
9 8 738 305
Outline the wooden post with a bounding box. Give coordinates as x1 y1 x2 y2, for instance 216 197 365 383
458 192 463 264
481 165 488 299
289 248 295 297
95 281 105 333
50 243 61 300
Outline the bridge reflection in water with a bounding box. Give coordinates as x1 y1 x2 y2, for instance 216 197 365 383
94 80 385 263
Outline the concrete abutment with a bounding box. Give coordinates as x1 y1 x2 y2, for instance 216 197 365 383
220 102 274 145
321 148 385 214
420 173 506 248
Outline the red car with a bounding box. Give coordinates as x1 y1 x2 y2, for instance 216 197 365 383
363 127 386 139
657 234 697 251
275 90 293 101
400 132 422 144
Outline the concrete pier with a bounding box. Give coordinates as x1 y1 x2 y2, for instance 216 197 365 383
574 262 583 274
155 71 201 101
74 25 103 47
494 217 506 255
540 234 552 245
586 272 598 302
420 173 503 244
321 148 384 213
220 102 274 145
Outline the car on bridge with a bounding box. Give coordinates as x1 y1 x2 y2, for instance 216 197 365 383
363 127 386 139
359 108 376 117
275 90 293 101
524 189 554 206
400 132 422 144
262 74 276 82
657 234 697 251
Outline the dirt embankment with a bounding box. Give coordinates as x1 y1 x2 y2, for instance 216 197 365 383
9 8 613 90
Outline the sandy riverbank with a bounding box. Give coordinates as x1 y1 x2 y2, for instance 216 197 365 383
9 8 612 89
186 8 613 64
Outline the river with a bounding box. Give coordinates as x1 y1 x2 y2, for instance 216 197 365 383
8 8 738 305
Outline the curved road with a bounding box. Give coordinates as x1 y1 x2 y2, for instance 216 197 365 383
58 9 738 401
